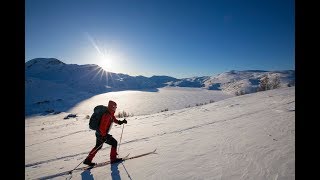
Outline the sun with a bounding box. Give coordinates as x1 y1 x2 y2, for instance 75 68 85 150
86 33 123 73
97 52 114 72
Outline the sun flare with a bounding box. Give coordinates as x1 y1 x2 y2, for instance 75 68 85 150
86 33 121 72
97 51 115 72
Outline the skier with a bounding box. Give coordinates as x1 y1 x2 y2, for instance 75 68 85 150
83 100 127 166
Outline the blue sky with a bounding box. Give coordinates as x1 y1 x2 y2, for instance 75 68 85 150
26 0 294 78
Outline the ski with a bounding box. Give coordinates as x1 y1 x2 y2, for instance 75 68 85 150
78 153 130 171
39 153 130 180
123 148 157 161
39 149 157 180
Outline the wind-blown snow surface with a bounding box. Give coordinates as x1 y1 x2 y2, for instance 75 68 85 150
25 87 295 180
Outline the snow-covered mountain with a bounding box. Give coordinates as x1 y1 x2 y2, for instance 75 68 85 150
25 58 179 115
25 58 295 116
26 58 172 93
171 70 295 95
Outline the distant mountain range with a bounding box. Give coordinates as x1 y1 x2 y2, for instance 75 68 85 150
25 58 295 115
26 58 178 93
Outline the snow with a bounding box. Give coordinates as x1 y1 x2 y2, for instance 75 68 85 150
25 86 295 180
67 87 233 117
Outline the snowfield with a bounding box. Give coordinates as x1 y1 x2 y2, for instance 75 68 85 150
25 87 294 180
67 87 233 117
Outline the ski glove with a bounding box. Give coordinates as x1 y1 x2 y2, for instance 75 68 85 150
118 119 127 125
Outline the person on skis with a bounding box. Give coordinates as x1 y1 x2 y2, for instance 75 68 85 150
84 100 127 166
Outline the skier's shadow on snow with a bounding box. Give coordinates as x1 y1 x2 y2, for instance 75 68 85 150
111 162 133 180
79 162 132 180
111 163 121 180
80 170 94 180
79 165 119 180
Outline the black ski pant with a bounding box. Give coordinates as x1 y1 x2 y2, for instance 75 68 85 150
94 133 118 151
86 133 118 161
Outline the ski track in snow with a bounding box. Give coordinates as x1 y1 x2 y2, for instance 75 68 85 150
26 104 282 168
26 130 90 147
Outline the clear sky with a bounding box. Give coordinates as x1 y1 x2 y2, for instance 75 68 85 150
26 0 294 78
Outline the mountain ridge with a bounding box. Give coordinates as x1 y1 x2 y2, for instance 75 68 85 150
26 58 295 93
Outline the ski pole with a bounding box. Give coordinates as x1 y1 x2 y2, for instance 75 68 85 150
118 123 125 154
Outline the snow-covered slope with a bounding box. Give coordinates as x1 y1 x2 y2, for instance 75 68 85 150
25 86 295 179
